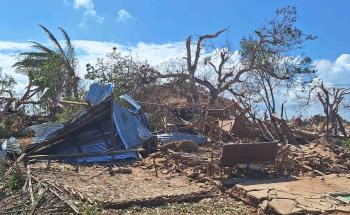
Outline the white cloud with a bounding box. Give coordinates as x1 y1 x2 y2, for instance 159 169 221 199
0 53 29 94
73 0 93 9
314 54 350 87
68 0 104 27
117 9 132 23
0 41 31 50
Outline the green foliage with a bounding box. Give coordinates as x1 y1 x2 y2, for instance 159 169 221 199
85 48 158 98
0 70 17 111
342 139 350 148
148 111 164 131
0 163 6 178
81 204 100 215
57 91 87 123
0 116 19 138
6 171 24 190
13 25 81 119
0 70 16 95
57 106 79 123
240 6 316 83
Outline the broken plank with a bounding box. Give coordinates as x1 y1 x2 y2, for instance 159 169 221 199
27 149 144 160
30 175 80 214
0 153 26 183
27 166 35 205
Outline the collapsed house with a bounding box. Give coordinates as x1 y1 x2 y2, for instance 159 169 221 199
24 83 153 163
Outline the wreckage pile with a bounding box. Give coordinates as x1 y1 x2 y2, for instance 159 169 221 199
0 161 78 214
275 137 350 176
0 83 350 214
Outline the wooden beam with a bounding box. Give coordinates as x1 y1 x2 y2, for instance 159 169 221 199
27 149 144 160
59 100 89 106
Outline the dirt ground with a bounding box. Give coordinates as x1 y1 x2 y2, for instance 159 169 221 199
29 162 211 206
102 196 256 215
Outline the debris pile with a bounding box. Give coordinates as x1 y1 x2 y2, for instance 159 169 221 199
1 83 350 214
0 165 78 214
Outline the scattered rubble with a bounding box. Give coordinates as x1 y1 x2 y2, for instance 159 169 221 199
229 174 350 214
1 83 350 214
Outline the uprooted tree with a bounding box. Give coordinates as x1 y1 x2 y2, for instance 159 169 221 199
151 6 316 109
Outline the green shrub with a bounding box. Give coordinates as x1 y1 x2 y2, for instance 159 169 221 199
0 163 6 178
6 171 24 190
81 204 99 215
343 139 350 148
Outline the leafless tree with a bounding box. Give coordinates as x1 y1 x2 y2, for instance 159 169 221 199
153 6 316 108
314 82 350 134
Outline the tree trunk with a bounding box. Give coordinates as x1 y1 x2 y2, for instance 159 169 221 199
208 90 219 108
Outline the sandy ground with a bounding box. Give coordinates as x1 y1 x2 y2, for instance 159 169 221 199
30 162 209 205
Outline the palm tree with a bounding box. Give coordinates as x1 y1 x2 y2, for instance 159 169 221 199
13 25 79 99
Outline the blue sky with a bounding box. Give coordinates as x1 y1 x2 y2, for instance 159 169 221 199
0 0 349 60
0 0 349 118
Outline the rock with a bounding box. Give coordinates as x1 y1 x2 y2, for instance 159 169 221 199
175 140 199 152
268 198 303 215
161 170 169 174
185 169 199 179
259 200 268 211
199 198 212 204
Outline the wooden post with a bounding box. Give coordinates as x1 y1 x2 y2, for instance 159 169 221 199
281 103 284 119
326 105 329 135
46 159 51 170
153 157 158 178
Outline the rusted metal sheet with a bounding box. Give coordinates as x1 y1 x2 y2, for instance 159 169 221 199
221 141 278 167
219 116 255 138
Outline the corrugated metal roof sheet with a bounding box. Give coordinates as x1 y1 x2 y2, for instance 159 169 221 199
120 94 152 139
157 132 206 145
120 94 141 112
29 83 151 163
136 119 153 141
78 142 138 163
85 83 113 106
112 101 140 149
26 122 64 144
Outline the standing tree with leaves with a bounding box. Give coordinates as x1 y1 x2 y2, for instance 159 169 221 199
85 47 158 98
0 68 17 112
13 25 80 118
237 6 316 118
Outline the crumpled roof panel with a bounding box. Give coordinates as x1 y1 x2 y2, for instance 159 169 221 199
120 94 141 112
26 122 64 144
157 132 206 145
85 83 113 106
112 101 141 149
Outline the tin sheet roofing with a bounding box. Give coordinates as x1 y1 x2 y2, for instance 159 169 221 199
85 83 113 106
